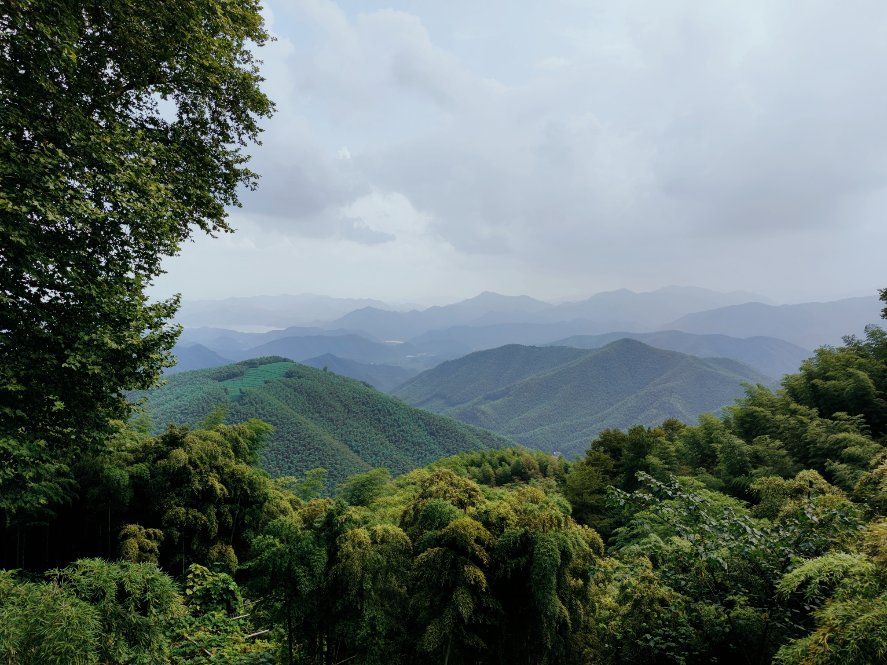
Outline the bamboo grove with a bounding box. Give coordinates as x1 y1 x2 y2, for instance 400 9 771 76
1 308 886 663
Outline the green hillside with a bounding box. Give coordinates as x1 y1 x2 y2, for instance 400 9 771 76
135 357 509 484
395 339 770 456
395 343 588 408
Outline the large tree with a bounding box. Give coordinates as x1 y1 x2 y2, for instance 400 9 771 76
0 1 272 522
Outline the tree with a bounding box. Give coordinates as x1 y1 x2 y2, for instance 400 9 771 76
49 559 183 664
412 516 497 665
490 486 603 664
171 564 275 663
331 524 412 663
336 467 392 507
774 521 887 665
783 326 887 439
0 0 273 522
118 420 275 575
247 499 351 665
0 570 100 664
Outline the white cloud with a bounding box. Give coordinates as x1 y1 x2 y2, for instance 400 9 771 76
160 0 887 303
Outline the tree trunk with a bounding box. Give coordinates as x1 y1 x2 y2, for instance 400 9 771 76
286 592 294 665
444 634 452 665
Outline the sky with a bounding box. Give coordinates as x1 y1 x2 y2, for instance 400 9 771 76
153 0 887 306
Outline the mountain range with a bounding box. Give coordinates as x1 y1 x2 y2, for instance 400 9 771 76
167 343 232 374
175 294 402 329
329 291 553 340
325 286 770 341
666 296 880 348
394 339 770 456
537 286 772 327
168 288 883 386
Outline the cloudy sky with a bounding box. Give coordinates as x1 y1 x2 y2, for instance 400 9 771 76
153 0 887 305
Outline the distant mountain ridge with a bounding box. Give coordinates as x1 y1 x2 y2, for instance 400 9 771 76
135 357 508 485
538 286 772 328
330 292 552 340
548 330 810 379
328 286 771 340
667 296 882 347
169 289 875 380
394 339 770 456
167 343 231 374
175 293 399 329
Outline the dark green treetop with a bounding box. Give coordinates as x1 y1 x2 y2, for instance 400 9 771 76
0 0 273 521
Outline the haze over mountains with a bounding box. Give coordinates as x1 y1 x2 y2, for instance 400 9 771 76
175 294 403 330
159 286 883 470
148 286 887 497
323 287 771 340
171 287 884 384
666 296 880 349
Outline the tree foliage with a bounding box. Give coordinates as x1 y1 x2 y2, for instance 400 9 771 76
0 0 272 522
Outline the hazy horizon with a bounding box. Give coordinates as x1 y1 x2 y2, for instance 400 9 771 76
169 284 879 311
152 0 887 305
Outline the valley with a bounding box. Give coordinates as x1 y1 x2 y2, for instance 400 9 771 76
155 287 884 473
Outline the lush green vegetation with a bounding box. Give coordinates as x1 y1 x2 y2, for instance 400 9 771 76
0 310 883 663
134 357 510 485
396 339 771 456
2 3 885 663
0 0 272 526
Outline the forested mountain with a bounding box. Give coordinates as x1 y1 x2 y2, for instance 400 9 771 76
300 353 418 391
11 322 886 665
395 339 769 455
135 357 508 484
395 344 589 410
550 330 810 379
668 295 882 347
